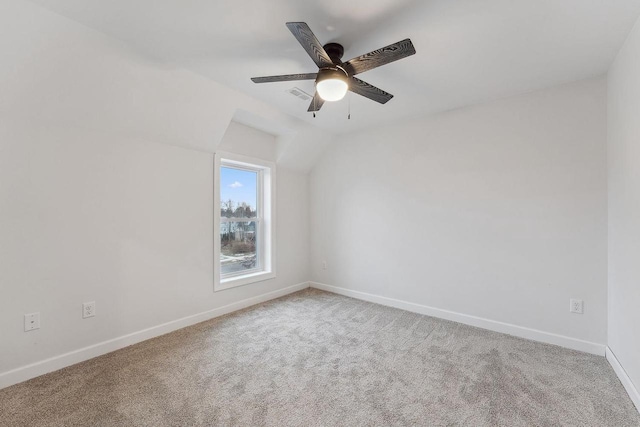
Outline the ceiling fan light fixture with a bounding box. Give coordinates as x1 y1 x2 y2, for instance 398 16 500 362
251 23 415 112
315 68 349 102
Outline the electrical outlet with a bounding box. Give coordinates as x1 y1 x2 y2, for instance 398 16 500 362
322 260 328 270
83 301 96 318
570 299 584 314
24 312 40 332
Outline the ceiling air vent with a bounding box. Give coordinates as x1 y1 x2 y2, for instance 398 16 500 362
286 87 312 102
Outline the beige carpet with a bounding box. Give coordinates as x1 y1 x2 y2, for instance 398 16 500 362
1 288 638 426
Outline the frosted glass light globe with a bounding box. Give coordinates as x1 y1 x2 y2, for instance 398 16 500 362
316 78 349 101
315 68 349 102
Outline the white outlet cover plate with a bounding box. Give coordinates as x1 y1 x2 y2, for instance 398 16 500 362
83 302 96 318
24 312 40 331
570 299 584 314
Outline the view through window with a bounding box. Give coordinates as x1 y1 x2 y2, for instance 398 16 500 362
220 165 260 276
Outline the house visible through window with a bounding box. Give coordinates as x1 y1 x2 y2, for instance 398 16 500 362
214 152 275 291
220 166 259 275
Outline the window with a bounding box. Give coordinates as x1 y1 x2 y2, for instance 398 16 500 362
214 152 275 291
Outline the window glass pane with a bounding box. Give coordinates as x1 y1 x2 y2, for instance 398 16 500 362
220 166 258 218
220 221 259 275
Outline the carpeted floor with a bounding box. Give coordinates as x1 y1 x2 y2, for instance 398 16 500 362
1 289 638 426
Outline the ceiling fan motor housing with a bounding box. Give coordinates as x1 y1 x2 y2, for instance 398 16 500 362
316 67 349 84
323 42 345 63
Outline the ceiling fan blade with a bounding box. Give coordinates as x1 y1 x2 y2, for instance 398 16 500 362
251 73 317 83
307 91 325 112
286 22 334 68
341 39 416 76
348 77 394 104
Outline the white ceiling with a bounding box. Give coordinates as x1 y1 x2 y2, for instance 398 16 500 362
30 0 640 134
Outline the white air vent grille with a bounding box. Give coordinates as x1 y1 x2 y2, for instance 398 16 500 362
286 87 312 101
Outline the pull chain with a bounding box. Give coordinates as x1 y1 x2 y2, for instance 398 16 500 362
348 91 351 120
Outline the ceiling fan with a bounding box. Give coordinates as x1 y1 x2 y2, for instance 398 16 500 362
251 22 416 113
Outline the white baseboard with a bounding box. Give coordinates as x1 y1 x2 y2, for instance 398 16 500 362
310 282 605 356
0 282 310 390
606 347 640 412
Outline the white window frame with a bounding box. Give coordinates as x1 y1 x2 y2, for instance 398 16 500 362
214 151 276 291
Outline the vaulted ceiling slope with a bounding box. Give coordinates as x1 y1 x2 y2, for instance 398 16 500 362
29 0 640 134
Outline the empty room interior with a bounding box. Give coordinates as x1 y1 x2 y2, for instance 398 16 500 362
1 0 640 425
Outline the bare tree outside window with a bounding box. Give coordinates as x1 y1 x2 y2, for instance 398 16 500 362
219 167 259 275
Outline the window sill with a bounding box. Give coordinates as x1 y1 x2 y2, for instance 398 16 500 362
214 271 276 292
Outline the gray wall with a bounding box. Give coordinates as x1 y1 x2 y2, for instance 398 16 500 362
607 14 640 394
310 78 608 350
